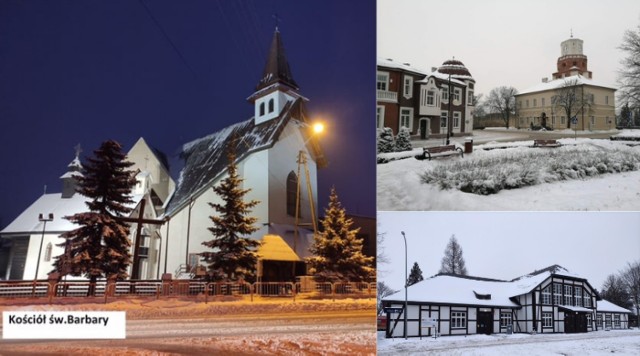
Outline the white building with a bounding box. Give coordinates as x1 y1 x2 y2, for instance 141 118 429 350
382 265 631 338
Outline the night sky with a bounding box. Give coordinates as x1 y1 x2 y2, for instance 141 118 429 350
0 0 376 229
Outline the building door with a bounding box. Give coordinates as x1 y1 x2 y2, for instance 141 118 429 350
565 312 587 333
477 311 493 335
419 118 430 139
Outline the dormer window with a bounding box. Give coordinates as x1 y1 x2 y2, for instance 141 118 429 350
473 291 491 300
260 102 265 116
268 98 274 113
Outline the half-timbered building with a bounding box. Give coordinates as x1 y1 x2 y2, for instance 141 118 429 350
382 265 630 338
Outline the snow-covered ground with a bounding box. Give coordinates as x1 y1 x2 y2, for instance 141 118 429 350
0 298 376 355
377 329 640 355
378 138 640 211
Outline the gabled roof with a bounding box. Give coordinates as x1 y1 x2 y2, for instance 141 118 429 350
517 74 617 95
0 193 144 234
164 98 325 217
597 299 632 314
256 29 298 91
257 234 301 262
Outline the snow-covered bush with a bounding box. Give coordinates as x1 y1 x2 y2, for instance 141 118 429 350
394 126 413 152
421 146 640 195
377 127 395 153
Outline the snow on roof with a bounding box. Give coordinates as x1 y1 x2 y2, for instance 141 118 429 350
1 193 144 234
384 274 519 308
377 58 429 76
257 234 301 262
383 265 590 307
558 305 594 313
597 299 632 314
517 74 616 95
419 70 466 86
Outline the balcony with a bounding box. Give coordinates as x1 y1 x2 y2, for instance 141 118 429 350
377 90 397 103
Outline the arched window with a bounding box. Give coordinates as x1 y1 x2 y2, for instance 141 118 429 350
259 102 265 116
268 98 275 113
286 171 299 217
44 242 52 262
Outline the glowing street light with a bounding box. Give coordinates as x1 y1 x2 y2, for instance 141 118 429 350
312 122 324 134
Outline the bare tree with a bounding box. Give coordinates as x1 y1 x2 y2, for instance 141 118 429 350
552 78 592 129
377 281 398 313
618 24 640 108
439 235 468 275
621 260 640 319
601 273 633 309
485 86 518 129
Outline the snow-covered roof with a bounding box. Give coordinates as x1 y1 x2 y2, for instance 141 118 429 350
383 265 592 307
377 58 429 76
384 274 519 308
418 70 466 86
597 299 632 314
558 305 594 313
164 98 325 217
517 74 616 95
1 193 144 234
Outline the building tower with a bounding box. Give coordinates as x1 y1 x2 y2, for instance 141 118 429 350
552 34 593 80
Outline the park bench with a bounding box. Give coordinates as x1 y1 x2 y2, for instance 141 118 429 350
415 145 463 160
533 139 561 148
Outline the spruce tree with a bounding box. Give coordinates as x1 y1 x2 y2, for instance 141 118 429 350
439 235 468 275
377 127 395 153
52 140 137 294
407 261 424 286
199 147 260 282
306 187 375 282
395 126 413 152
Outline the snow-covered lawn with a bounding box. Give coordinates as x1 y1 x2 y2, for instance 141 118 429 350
378 139 640 210
377 329 640 355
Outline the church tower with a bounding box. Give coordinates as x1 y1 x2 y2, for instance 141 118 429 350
248 28 307 124
552 34 593 80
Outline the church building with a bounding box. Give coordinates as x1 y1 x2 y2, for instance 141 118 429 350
0 28 327 284
157 28 327 282
0 138 173 280
515 35 616 130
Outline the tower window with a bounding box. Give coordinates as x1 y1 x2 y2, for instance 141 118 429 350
286 171 300 217
259 102 265 116
268 98 274 113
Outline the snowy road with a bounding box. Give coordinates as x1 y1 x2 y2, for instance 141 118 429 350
0 311 375 355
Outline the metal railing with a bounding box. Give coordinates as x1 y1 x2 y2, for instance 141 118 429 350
0 279 375 304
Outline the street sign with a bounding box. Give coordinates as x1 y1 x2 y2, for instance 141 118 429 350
385 307 403 314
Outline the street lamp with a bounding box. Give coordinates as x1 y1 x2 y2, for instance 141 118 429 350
401 231 408 339
35 213 54 280
446 73 452 145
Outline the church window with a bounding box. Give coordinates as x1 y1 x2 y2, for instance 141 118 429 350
377 72 389 91
268 98 275 113
286 171 299 217
260 102 265 116
44 242 52 262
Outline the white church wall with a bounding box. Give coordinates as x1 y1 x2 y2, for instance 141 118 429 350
22 233 65 280
241 149 270 227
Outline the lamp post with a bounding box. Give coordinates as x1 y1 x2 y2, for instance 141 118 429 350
446 73 452 145
401 231 408 339
35 213 54 280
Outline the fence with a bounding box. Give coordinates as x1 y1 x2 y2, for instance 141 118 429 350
0 280 376 304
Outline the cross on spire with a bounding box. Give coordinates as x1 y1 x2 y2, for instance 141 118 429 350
74 143 82 159
272 13 281 32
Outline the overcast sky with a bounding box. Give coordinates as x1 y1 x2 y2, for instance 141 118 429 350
378 0 640 98
377 211 640 294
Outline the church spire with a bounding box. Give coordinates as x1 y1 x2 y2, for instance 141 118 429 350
255 28 299 91
60 144 83 199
